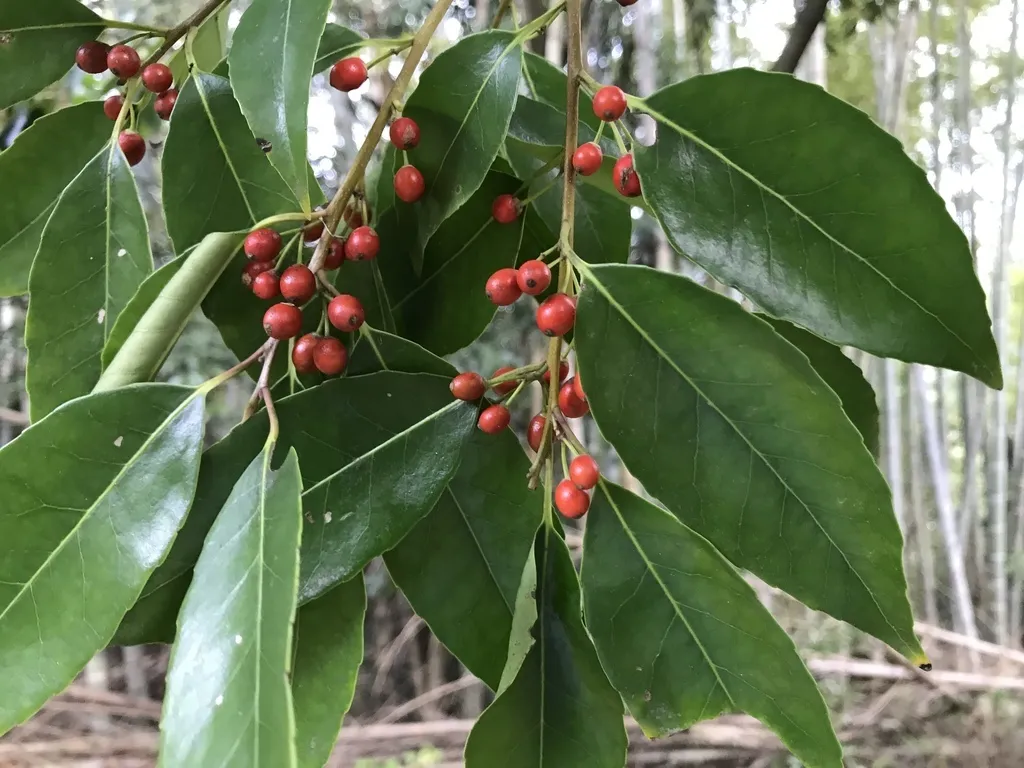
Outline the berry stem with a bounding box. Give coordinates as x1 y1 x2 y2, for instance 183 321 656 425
198 339 273 395
102 19 171 35
243 339 280 422
365 39 414 71
142 0 232 68
510 1 567 45
609 120 629 155
261 386 281 444
486 361 548 389
553 408 587 457
491 0 515 28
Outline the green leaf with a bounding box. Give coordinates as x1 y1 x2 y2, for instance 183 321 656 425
0 3 104 110
347 328 454 377
334 258 396 334
229 0 332 212
313 23 364 73
521 52 601 131
25 143 153 420
497 546 538 695
761 315 879 455
163 72 298 252
574 263 925 664
634 69 1000 387
403 31 522 252
292 578 366 768
0 103 111 297
582 481 842 767
0 384 205 734
161 445 303 768
102 254 186 368
168 9 228 86
464 525 627 768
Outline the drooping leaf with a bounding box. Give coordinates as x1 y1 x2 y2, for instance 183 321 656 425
161 445 303 768
634 69 1000 387
0 3 104 110
0 384 205 734
25 143 153 420
574 263 925 663
229 0 332 212
582 481 843 766
313 23 364 73
0 103 111 297
346 328 454 377
464 525 627 768
168 9 229 86
292 577 366 768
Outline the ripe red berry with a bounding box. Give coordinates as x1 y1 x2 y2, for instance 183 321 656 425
263 302 303 340
485 268 522 306
244 228 283 262
389 117 421 150
107 45 141 79
328 294 365 332
573 372 586 402
527 414 546 452
330 57 367 91
536 293 577 337
103 94 124 121
252 270 280 300
450 372 486 401
314 336 348 375
613 154 642 198
559 379 590 418
323 239 345 270
592 85 627 122
344 226 380 261
141 63 173 93
555 479 590 519
154 89 178 120
543 360 570 385
492 194 520 224
279 264 317 304
394 165 426 203
491 366 518 395
516 260 552 295
569 455 600 490
304 219 325 243
242 260 274 287
478 404 511 434
292 333 320 374
572 142 603 176
118 131 146 166
76 41 110 74
344 202 367 229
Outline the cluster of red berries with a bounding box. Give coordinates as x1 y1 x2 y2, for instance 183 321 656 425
485 258 577 337
389 118 425 203
570 85 641 198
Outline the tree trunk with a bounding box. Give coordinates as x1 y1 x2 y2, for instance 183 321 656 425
909 373 940 625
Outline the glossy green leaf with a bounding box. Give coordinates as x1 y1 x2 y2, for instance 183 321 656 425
0 3 104 110
496 546 538 695
313 23 364 73
229 0 331 212
402 31 522 252
168 9 228 86
582 481 842 766
521 52 601 131
0 384 205 734
292 577 366 768
163 72 298 252
635 69 1000 387
334 258 396 334
0 103 111 297
574 263 925 663
464 525 627 768
347 328 454 377
26 143 153 420
161 445 302 768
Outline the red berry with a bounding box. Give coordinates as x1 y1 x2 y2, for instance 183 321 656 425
527 414 547 452
389 117 421 150
154 89 178 120
323 239 345 270
252 270 280 300
492 194 520 224
516 260 552 295
107 45 141 79
491 366 518 395
141 63 173 93
103 94 124 121
536 293 576 337
478 404 511 434
314 336 348 375
118 131 146 166
344 203 367 229
292 333 320 374
327 294 365 332
593 85 627 122
573 372 586 402
555 479 590 519
76 41 110 74
304 219 325 243
279 264 317 304
244 228 283 262
559 379 590 418
330 57 367 91
613 154 642 198
242 260 274 287
486 268 522 306
572 142 603 176
569 455 600 490
394 165 426 203
543 360 570 385
344 226 380 261
617 0 639 4
450 372 486 401
263 302 303 340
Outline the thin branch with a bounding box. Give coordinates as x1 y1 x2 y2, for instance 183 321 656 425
492 0 515 28
771 0 830 74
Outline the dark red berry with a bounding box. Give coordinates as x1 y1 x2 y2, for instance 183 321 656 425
304 219 325 243
491 366 518 395
324 239 345 270
555 479 590 519
450 372 486 401
314 336 348 375
252 270 280 300
330 57 367 91
327 294 365 332
572 142 603 176
536 293 576 337
76 41 110 74
242 260 274 287
344 202 367 229
592 85 627 122
244 228 283 262
613 154 641 198
573 372 586 402
154 89 178 120
616 0 639 5
292 333 320 374
527 414 546 452
344 226 380 261
492 194 520 224
486 268 522 306
278 265 317 304
559 379 590 418
141 63 172 93
394 165 426 203
478 404 511 434
516 260 552 295
543 360 570 385
103 94 124 121
118 131 146 166
263 303 303 340
107 45 141 79
569 455 600 490
389 117 421 150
